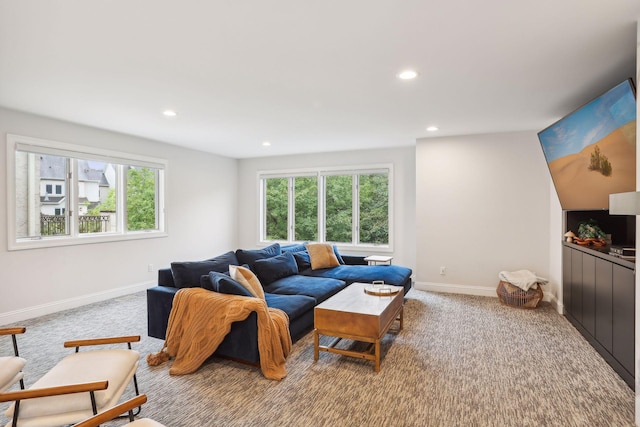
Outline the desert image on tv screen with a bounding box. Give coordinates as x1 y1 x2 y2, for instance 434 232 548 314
538 80 636 210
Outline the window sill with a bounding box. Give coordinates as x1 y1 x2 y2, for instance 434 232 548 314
9 231 168 251
258 240 393 254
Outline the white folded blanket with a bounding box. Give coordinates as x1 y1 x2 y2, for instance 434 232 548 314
498 270 548 291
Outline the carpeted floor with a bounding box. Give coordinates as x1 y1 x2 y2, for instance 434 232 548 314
0 289 635 426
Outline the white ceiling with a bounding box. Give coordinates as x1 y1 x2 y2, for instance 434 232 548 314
0 1 638 159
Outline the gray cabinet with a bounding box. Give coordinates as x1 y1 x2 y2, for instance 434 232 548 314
613 264 635 375
594 258 613 353
562 243 635 389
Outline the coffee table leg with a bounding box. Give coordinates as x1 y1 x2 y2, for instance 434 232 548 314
313 329 319 362
399 306 404 330
374 339 381 372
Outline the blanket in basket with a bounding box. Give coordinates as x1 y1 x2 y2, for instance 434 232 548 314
498 270 548 291
147 287 291 380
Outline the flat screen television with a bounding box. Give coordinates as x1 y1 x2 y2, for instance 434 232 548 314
538 78 637 210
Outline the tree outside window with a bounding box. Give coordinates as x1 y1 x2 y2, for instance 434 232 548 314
126 167 158 231
325 175 352 243
265 177 288 240
294 176 318 241
359 173 389 244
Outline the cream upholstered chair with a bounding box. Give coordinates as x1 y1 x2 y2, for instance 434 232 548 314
1 335 141 427
0 327 26 393
73 394 165 427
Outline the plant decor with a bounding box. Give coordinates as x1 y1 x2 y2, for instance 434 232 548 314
575 219 607 246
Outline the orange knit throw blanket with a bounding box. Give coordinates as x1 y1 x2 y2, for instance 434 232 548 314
147 287 291 380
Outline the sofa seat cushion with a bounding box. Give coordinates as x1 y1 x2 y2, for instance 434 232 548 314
262 275 346 304
300 265 412 287
264 293 315 321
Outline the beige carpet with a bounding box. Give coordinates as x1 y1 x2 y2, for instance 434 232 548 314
0 289 634 426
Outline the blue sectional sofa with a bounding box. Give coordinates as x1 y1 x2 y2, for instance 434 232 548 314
146 243 412 365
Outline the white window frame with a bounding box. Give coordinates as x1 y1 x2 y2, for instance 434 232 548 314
7 134 168 251
258 164 393 252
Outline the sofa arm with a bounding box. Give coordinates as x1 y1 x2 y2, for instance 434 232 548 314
147 286 178 339
341 255 367 265
158 268 175 287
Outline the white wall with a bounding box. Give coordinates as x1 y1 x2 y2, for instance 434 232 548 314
415 131 555 301
236 147 416 270
548 180 563 310
0 108 238 324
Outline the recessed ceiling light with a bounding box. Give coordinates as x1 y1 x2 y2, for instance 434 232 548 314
397 70 418 80
426 126 439 132
163 110 177 117
262 141 271 147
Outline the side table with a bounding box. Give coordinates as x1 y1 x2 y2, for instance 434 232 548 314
363 255 393 265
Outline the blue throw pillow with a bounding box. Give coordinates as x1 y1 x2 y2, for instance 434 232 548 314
171 260 228 289
253 252 299 285
235 243 281 269
333 245 345 265
202 271 230 291
292 251 311 271
209 272 253 297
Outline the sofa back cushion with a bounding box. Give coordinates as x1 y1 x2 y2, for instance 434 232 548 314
235 243 281 269
171 260 227 288
280 242 308 253
206 251 240 268
170 251 239 288
209 272 253 297
253 252 299 285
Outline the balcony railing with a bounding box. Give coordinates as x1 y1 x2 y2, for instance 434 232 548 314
41 214 111 235
40 214 66 235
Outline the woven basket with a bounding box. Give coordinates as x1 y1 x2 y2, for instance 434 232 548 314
496 280 543 309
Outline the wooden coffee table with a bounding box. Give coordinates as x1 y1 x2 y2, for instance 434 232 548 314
313 282 404 372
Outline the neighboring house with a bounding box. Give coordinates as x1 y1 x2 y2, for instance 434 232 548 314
15 154 116 238
39 155 114 216
39 155 67 216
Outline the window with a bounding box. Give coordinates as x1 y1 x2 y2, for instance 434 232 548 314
260 166 391 248
7 134 167 250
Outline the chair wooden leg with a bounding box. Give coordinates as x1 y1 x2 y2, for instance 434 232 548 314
12 400 20 427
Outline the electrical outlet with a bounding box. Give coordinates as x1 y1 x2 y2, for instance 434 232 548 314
439 266 446 275
148 264 154 272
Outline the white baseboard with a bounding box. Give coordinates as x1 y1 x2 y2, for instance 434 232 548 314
0 281 154 326
414 281 562 314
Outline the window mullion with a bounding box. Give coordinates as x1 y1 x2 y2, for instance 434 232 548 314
118 165 126 233
262 179 268 241
353 174 359 246
69 159 78 237
288 178 294 242
319 175 326 243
